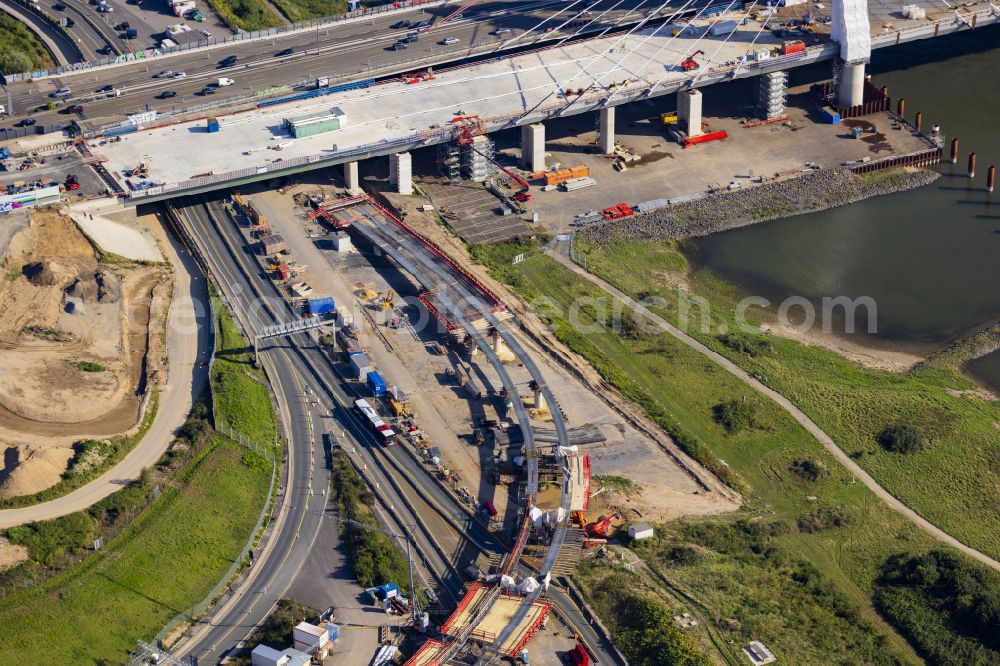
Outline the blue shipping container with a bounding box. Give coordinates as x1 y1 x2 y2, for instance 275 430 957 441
819 106 841 124
375 582 399 599
308 296 335 316
366 371 386 397
207 117 220 133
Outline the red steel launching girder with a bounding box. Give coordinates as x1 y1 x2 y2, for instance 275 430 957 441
364 195 506 311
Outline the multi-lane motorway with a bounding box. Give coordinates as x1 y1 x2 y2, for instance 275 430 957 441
4 0 660 123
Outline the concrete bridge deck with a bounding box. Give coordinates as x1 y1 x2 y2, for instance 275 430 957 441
91 0 997 201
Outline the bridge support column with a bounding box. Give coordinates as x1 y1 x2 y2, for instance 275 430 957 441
598 106 615 154
389 152 413 195
678 88 703 137
838 62 866 108
521 123 546 173
533 387 547 411
343 161 360 194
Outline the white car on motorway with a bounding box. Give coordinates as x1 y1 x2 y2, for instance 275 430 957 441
439 37 460 45
171 71 187 79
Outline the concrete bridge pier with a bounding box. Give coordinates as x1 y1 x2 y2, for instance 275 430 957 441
838 62 866 108
678 88 703 137
598 106 616 154
521 123 546 173
389 152 413 195
343 161 361 194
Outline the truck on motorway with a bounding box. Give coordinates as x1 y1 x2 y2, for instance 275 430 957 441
217 77 235 86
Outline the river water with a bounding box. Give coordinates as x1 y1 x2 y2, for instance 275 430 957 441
692 25 1000 391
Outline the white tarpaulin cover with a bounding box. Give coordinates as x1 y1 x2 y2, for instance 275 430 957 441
831 0 872 64
517 577 541 595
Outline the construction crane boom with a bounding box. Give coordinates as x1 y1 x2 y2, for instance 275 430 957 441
429 0 479 29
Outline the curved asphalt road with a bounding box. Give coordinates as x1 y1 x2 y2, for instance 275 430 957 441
0 0 80 65
0 212 209 529
551 251 1000 574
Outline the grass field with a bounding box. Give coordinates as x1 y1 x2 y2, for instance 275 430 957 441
0 14 54 74
205 0 282 31
571 239 1000 561
213 296 280 446
0 437 269 662
270 0 346 22
473 249 942 663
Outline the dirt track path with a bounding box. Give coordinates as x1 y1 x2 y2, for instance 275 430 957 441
550 250 1000 573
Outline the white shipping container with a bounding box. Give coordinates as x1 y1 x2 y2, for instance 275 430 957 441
250 644 286 666
293 622 329 650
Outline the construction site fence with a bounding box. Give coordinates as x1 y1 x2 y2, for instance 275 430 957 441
2 0 449 83
849 146 942 174
815 79 891 118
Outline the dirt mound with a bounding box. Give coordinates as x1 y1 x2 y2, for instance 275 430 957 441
23 261 57 286
64 270 122 305
0 443 74 500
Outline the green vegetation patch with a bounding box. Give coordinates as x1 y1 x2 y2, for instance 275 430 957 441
0 438 269 662
471 246 935 662
331 449 412 591
572 237 1000 561
575 567 711 666
0 14 54 74
205 0 282 31
876 423 925 454
606 520 907 665
212 296 280 445
271 0 345 22
875 549 1000 665
74 360 106 372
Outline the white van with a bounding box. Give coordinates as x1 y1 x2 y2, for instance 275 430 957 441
217 77 234 87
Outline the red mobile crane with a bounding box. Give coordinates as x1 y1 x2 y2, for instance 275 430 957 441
681 49 704 71
588 513 620 538
453 116 532 202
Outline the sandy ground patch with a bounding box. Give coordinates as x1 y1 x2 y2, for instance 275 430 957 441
760 322 929 373
0 209 169 499
0 443 76 500
0 537 29 572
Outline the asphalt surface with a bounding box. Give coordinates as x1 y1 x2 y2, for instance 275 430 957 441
0 205 210 529
169 197 331 664
4 0 660 122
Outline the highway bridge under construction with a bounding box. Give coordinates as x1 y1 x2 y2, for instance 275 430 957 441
68 0 998 203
